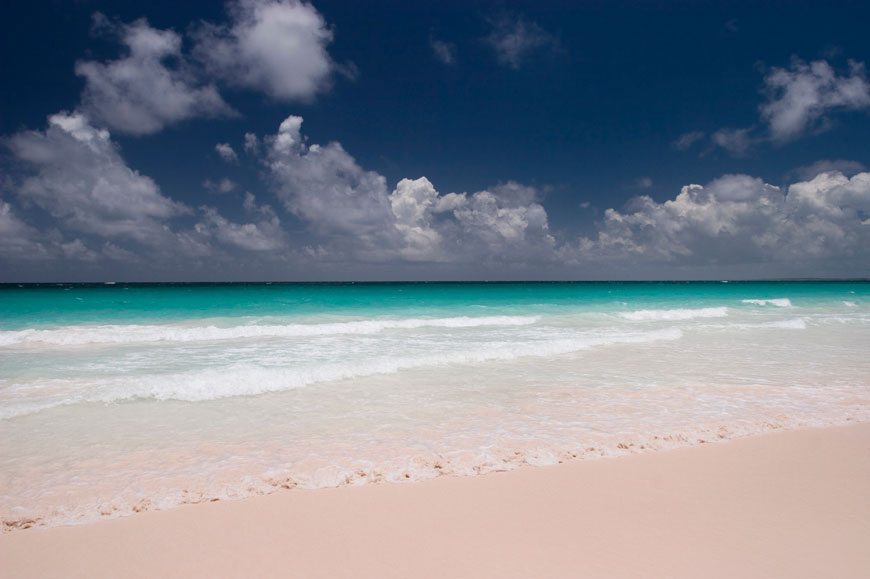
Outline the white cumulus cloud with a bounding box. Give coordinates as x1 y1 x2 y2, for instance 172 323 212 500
7 107 867 279
761 58 870 142
76 15 234 135
258 115 556 264
195 194 285 251
790 159 866 181
577 171 870 269
5 112 189 244
389 177 446 259
692 58 870 156
453 185 555 259
263 115 399 254
192 0 336 101
2 113 301 278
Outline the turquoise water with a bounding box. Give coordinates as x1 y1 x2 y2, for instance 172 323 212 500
2 281 867 329
1 281 869 530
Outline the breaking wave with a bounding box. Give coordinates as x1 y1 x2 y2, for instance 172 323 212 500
0 327 683 419
619 307 728 321
742 298 792 307
0 316 539 347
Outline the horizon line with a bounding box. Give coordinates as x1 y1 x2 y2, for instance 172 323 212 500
2 278 869 285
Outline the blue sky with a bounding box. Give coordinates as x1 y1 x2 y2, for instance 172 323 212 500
1 0 869 281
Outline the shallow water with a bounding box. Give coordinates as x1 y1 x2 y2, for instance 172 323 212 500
1 281 869 530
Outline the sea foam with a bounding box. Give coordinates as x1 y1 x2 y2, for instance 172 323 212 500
619 307 728 321
748 318 807 330
2 281 868 533
0 315 539 347
741 298 792 307
0 327 683 418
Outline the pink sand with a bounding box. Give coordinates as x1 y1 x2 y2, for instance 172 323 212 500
1 423 868 578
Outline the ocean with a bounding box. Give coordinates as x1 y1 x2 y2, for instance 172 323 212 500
1 281 868 530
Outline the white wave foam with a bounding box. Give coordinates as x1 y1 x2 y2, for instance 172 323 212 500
0 327 682 418
0 315 539 347
6 405 866 532
843 301 857 307
710 318 808 331
619 307 728 321
741 298 792 307
757 318 806 330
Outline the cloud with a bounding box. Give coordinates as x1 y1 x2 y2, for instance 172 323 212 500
485 14 559 69
76 14 234 135
689 58 870 156
452 185 555 260
710 127 754 157
760 58 870 142
263 115 399 254
0 200 51 261
388 177 446 259
195 193 285 251
215 142 238 163
635 177 653 189
203 177 237 193
258 115 555 263
60 239 100 262
5 111 867 280
1 112 305 279
430 35 456 65
192 0 336 101
577 171 870 269
485 181 540 206
672 130 705 151
244 132 261 154
790 159 866 181
5 112 189 244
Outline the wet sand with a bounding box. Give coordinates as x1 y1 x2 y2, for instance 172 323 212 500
1 422 868 578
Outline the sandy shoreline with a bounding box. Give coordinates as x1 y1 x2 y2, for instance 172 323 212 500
1 422 868 578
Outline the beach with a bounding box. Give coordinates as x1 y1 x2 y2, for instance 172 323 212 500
1 281 869 576
3 1 870 574
1 422 868 578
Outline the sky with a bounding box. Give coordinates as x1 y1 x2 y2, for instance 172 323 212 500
1 0 869 281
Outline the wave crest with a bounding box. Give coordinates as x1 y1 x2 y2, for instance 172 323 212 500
741 298 792 307
0 316 539 347
0 327 683 418
619 307 728 321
